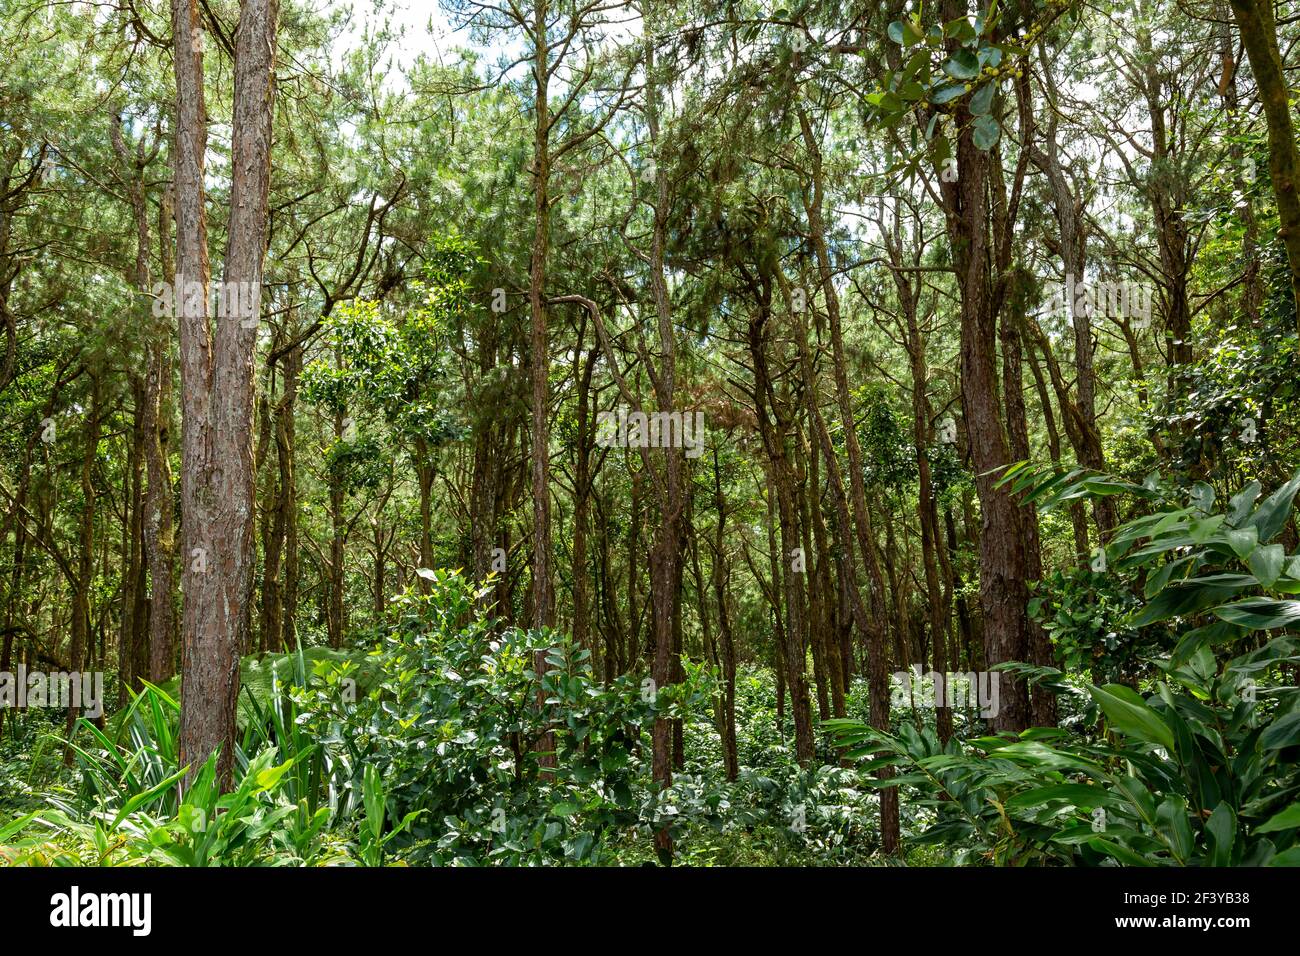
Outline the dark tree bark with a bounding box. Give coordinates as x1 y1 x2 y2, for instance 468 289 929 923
1229 0 1300 322
931 4 1032 731
63 375 101 763
173 0 281 789
797 103 899 850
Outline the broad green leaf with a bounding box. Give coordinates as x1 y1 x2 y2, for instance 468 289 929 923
1189 514 1224 544
0 811 38 843
1227 481 1262 527
944 18 976 41
1261 711 1300 750
1088 684 1175 751
1133 576 1250 627
1088 836 1156 866
1213 598 1300 630
1156 796 1194 862
993 740 1101 771
1248 544 1285 589
932 83 966 104
1256 802 1300 834
972 114 1000 150
1249 468 1300 543
1267 846 1300 866
1145 555 1194 599
1205 802 1236 866
1222 526 1259 559
1006 784 1111 810
943 50 979 80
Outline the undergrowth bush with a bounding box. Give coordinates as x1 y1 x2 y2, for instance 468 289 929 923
830 465 1300 866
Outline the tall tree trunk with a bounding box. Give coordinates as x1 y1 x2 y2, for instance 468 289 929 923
528 1 554 631
572 346 597 655
1027 61 1116 538
797 104 899 850
328 409 345 649
1002 309 1056 727
933 9 1031 731
173 0 280 789
111 111 171 688
902 302 952 742
806 434 845 718
146 187 177 683
710 446 739 780
121 382 147 698
63 375 101 763
527 1 558 785
748 303 815 765
1216 7 1262 324
0 448 34 741
1229 0 1300 322
279 345 300 652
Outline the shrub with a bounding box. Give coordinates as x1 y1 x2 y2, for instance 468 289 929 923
829 465 1300 866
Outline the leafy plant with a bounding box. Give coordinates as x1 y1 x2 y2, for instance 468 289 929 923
314 569 709 865
828 465 1300 866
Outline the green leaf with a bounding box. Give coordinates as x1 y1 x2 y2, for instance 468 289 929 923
110 765 190 830
253 760 293 793
972 114 1000 150
1088 836 1156 866
1222 526 1260 559
1006 784 1111 810
363 763 385 840
1248 544 1286 589
969 82 995 116
1081 477 1143 497
1189 514 1225 544
1156 796 1194 863
1256 802 1300 834
943 17 976 42
1088 684 1175 751
1261 711 1300 750
1249 468 1300 543
1190 481 1216 513
932 83 966 104
943 50 979 80
1145 555 1194 599
1133 576 1251 627
1267 846 1300 866
992 740 1102 772
1213 598 1300 630
1170 620 1245 666
567 831 594 860
1227 481 1262 527
0 811 38 842
1205 802 1236 866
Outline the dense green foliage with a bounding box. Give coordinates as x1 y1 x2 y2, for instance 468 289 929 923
832 467 1300 866
3 0 1300 868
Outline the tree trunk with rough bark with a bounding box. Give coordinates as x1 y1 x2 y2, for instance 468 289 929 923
173 0 280 789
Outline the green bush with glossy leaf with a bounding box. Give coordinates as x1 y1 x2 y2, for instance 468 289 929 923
828 464 1300 866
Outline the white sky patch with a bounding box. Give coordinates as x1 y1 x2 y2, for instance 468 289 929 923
326 0 456 75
